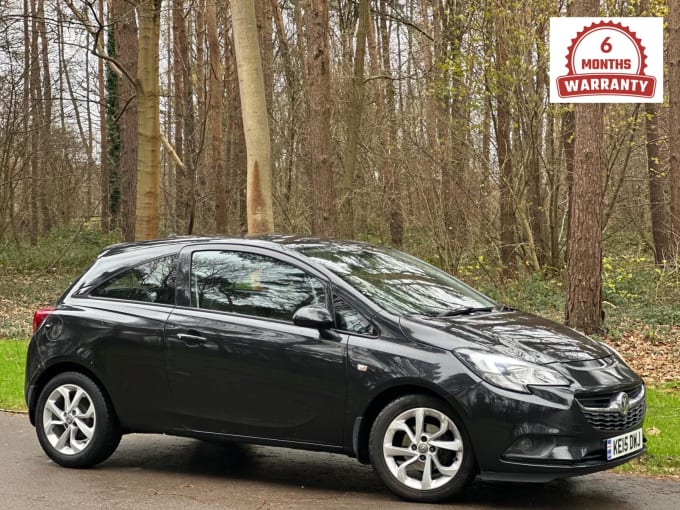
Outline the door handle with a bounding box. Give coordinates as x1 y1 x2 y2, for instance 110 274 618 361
176 332 207 346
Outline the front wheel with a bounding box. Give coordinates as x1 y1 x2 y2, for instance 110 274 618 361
35 371 121 468
369 394 476 502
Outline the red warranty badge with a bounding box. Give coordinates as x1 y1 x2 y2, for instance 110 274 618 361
556 21 656 99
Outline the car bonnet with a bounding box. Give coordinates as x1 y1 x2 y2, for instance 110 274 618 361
399 310 612 365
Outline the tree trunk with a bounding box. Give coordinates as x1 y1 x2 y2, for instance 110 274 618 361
99 0 109 232
562 107 575 262
495 2 515 272
566 0 604 334
183 6 197 233
546 108 561 268
29 0 42 243
527 18 548 267
113 0 138 241
225 13 248 233
195 0 208 228
670 0 680 254
641 0 669 264
172 0 186 233
339 0 369 238
644 104 669 264
232 0 275 233
206 0 226 232
381 0 402 247
133 0 162 240
255 0 274 116
21 0 31 240
36 0 52 234
305 0 336 236
104 25 121 229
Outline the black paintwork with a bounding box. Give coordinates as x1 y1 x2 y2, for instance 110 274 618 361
25 235 646 481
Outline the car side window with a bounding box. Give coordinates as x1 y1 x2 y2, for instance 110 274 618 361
90 255 177 304
334 295 378 336
191 250 327 322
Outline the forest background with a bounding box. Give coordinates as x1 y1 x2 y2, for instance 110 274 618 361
1 0 680 475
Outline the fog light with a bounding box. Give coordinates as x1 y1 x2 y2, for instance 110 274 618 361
504 436 557 460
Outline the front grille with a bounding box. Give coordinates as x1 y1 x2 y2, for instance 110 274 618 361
581 402 645 431
576 385 646 432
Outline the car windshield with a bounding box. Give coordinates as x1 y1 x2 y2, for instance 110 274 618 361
295 243 497 316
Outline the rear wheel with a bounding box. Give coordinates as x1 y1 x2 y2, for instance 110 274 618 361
369 394 475 502
35 372 121 468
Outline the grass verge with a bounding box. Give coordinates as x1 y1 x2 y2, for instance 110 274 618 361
0 339 27 411
616 382 680 477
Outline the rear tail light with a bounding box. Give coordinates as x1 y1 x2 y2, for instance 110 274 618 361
33 307 55 333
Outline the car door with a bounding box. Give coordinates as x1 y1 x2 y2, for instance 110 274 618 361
163 245 347 446
79 254 178 430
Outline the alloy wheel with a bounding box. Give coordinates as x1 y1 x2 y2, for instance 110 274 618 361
42 383 97 455
382 406 464 491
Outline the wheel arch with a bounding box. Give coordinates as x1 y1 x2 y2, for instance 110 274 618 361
353 383 467 465
28 362 117 427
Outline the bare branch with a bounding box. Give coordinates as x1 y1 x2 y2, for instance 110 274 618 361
60 0 136 87
160 132 185 170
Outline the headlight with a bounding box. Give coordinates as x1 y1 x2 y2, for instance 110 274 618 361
455 349 571 393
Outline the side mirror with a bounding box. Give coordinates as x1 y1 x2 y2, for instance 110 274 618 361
293 305 334 330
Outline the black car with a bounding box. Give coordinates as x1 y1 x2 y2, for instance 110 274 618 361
25 236 646 502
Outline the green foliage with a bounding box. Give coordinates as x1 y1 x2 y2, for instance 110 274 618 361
480 273 564 323
601 252 680 338
0 226 117 338
0 340 27 411
0 271 77 338
437 235 680 340
0 225 120 272
106 26 121 219
617 383 680 476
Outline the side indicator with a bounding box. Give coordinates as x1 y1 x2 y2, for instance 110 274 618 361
357 364 369 372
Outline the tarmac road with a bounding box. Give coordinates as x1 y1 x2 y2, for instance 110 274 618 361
2 411 679 509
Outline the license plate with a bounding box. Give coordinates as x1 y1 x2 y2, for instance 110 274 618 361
606 428 643 461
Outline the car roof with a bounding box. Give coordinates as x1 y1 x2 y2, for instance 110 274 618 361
97 234 375 258
64 234 394 318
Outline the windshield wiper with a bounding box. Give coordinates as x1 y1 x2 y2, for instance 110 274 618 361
436 306 495 317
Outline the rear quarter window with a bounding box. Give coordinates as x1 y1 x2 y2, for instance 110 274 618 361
90 255 177 305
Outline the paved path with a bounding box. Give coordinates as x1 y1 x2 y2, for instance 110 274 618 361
1 411 679 509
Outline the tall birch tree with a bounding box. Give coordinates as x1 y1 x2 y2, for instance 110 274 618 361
232 0 274 233
133 0 162 240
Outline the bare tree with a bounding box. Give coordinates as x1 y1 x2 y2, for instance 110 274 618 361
495 0 514 272
305 0 336 236
640 0 669 264
133 0 162 240
111 0 139 240
206 1 226 232
232 0 274 233
339 0 369 238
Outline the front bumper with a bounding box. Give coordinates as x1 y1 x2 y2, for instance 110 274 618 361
480 447 646 483
452 379 646 482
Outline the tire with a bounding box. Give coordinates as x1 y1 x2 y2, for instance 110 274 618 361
369 394 476 502
35 371 121 468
